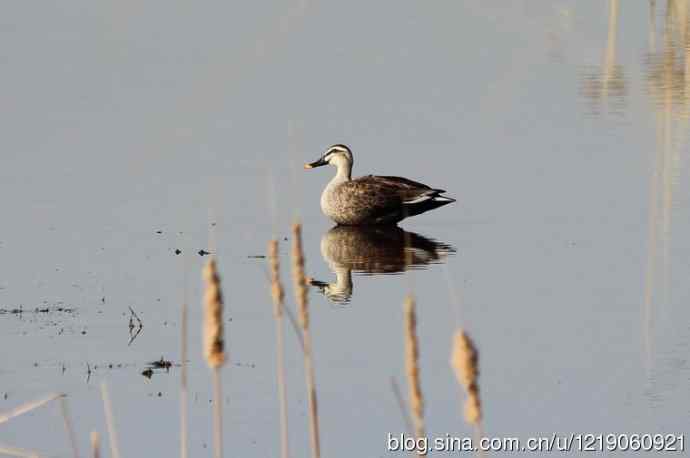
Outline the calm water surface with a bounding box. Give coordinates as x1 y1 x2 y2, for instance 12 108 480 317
1 1 689 456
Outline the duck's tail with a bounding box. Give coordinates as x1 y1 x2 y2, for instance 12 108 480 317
403 191 456 218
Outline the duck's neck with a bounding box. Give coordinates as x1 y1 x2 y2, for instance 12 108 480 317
330 161 352 185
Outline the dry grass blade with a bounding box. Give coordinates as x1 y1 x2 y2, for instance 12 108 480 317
390 376 414 438
100 382 121 458
0 442 45 457
203 257 227 458
269 240 290 458
450 330 482 426
59 396 80 458
291 223 321 458
403 295 426 446
0 393 64 425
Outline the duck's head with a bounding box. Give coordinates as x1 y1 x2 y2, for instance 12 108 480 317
304 144 353 170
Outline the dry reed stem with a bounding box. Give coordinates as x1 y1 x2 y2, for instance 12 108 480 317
211 371 223 458
202 257 226 458
59 396 80 458
291 224 321 458
203 258 226 369
450 330 482 426
180 300 189 458
90 432 100 458
269 240 290 458
403 295 426 444
390 376 414 438
100 382 121 458
0 442 44 457
0 393 64 425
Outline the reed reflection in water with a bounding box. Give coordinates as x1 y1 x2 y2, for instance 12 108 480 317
580 0 690 373
642 0 690 371
308 226 455 304
580 0 628 115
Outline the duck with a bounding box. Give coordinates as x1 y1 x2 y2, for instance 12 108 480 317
304 144 456 225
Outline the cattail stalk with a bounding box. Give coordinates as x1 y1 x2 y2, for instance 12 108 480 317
291 224 321 458
100 382 120 458
0 393 63 425
180 299 189 458
59 396 80 458
203 258 226 458
269 240 290 458
91 432 100 458
403 295 426 449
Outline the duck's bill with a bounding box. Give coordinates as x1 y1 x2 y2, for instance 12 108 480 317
304 157 328 169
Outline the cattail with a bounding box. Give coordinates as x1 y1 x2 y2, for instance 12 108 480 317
404 294 425 442
450 330 482 425
203 258 225 369
269 240 285 318
291 224 321 458
202 257 226 458
292 225 309 330
269 240 290 458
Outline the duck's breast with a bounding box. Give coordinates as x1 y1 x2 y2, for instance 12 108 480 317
321 182 357 224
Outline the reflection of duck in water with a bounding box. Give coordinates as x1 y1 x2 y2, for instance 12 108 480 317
309 225 455 304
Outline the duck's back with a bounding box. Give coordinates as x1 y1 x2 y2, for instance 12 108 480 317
322 175 448 225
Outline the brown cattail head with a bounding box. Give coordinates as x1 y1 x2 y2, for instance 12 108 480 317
450 329 481 425
291 224 309 330
404 294 425 437
268 240 285 318
203 258 226 369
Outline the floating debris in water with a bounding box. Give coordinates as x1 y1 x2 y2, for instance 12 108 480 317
150 357 173 370
155 230 163 234
0 306 76 315
247 255 266 259
198 249 211 256
128 307 143 345
141 357 176 379
175 249 182 255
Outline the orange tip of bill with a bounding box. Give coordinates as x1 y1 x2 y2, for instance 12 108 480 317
304 163 313 169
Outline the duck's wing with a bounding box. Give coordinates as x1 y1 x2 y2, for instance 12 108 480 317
337 176 454 223
362 175 448 203
338 176 405 213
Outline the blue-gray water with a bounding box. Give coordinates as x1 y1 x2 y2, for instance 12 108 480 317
1 1 689 456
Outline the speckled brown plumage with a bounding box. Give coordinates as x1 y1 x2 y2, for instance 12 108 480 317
308 144 455 225
324 175 450 225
